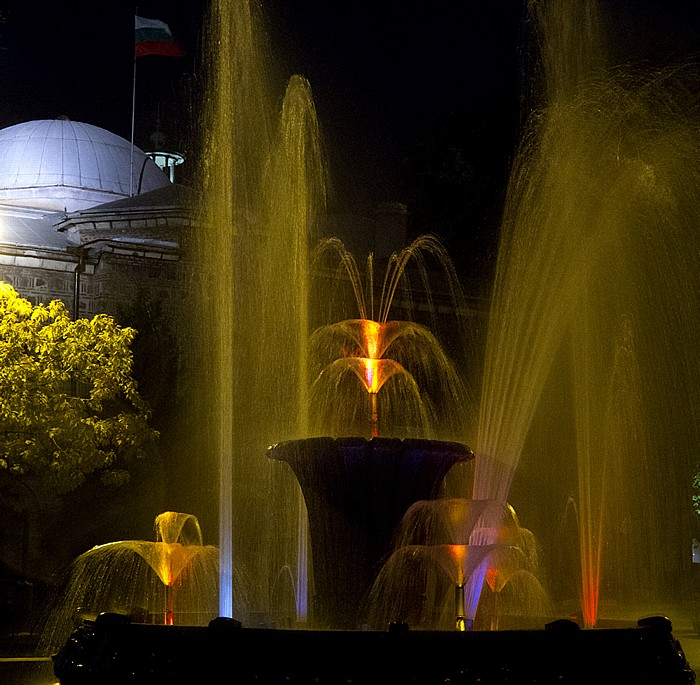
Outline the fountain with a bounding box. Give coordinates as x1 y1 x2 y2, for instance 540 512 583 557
264 231 477 630
50 0 700 681
365 498 551 631
268 437 474 629
39 512 220 654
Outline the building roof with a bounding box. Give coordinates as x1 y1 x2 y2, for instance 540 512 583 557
0 205 70 250
71 182 198 215
0 119 171 213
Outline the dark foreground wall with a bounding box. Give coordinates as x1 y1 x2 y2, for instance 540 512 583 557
53 612 696 685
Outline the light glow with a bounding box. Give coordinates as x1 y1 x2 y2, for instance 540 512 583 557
363 357 380 394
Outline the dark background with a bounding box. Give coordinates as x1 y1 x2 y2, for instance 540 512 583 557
0 0 698 269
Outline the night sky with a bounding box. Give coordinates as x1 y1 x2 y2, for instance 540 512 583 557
0 1 524 200
0 0 699 257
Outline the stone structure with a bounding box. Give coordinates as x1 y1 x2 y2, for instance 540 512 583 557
0 118 195 324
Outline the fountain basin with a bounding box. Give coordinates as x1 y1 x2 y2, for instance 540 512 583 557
52 612 696 685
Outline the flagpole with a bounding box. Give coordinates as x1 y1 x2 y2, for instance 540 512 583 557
130 14 137 197
130 12 184 196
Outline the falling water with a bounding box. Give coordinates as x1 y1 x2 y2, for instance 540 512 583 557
307 235 471 441
194 0 326 622
366 498 550 630
474 0 700 625
39 513 219 653
474 0 608 505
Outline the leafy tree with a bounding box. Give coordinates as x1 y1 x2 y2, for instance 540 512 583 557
0 282 158 501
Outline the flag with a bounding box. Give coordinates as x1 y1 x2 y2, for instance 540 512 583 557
135 16 185 58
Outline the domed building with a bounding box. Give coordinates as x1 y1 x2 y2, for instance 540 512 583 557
0 118 172 212
0 117 195 319
0 117 413 322
0 119 201 602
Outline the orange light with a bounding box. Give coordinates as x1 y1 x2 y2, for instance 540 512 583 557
447 544 468 585
581 575 599 628
363 358 380 393
485 567 499 592
356 319 383 394
360 319 381 359
448 543 467 565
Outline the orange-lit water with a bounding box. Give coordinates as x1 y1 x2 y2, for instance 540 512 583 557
38 513 219 655
308 237 471 442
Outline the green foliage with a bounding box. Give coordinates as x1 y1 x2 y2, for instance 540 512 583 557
693 468 700 517
0 282 159 498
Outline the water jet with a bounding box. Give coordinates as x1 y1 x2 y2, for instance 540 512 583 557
40 512 219 655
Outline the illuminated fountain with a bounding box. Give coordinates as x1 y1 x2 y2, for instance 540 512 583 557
188 0 700 641
366 499 550 631
269 233 476 629
467 0 700 630
42 512 219 653
307 235 471 442
52 0 700 681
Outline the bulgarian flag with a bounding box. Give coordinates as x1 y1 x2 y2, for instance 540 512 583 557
135 16 185 58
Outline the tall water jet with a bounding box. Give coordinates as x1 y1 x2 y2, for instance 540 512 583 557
194 0 326 622
474 0 700 626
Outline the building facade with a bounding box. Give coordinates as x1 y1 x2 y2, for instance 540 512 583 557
0 118 195 325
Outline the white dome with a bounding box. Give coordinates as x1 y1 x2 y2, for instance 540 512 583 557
0 119 171 212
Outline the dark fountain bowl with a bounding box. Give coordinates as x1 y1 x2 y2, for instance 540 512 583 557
52 610 696 685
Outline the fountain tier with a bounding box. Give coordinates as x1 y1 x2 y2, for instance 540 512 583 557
267 436 474 628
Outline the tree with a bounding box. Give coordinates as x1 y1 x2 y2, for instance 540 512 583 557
0 282 158 502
